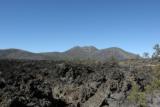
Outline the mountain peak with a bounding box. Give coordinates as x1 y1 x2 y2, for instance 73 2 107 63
81 46 98 50
0 46 139 61
66 46 98 53
70 46 98 49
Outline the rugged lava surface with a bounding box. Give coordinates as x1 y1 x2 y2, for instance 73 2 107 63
0 59 159 107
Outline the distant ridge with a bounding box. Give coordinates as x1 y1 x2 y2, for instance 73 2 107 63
0 49 45 60
0 46 139 61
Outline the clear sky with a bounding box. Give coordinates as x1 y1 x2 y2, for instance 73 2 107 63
0 0 160 55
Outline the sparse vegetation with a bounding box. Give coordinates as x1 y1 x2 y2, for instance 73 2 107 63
128 81 147 107
143 52 149 59
127 55 160 107
152 44 160 59
1 44 160 107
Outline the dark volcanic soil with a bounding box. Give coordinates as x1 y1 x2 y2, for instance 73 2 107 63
0 59 159 107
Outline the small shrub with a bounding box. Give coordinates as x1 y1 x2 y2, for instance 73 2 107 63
128 81 147 107
145 79 160 93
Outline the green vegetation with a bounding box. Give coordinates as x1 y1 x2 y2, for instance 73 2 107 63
128 63 160 107
152 44 160 59
143 52 149 59
128 81 147 107
145 79 160 93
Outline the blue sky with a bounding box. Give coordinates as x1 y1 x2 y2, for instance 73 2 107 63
0 0 160 55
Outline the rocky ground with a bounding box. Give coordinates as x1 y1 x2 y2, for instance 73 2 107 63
0 59 160 107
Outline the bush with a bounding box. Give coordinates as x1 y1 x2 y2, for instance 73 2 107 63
145 79 160 93
128 81 147 107
128 76 160 107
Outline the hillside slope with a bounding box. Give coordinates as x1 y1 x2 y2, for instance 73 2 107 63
0 46 139 61
0 49 45 60
41 46 139 61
